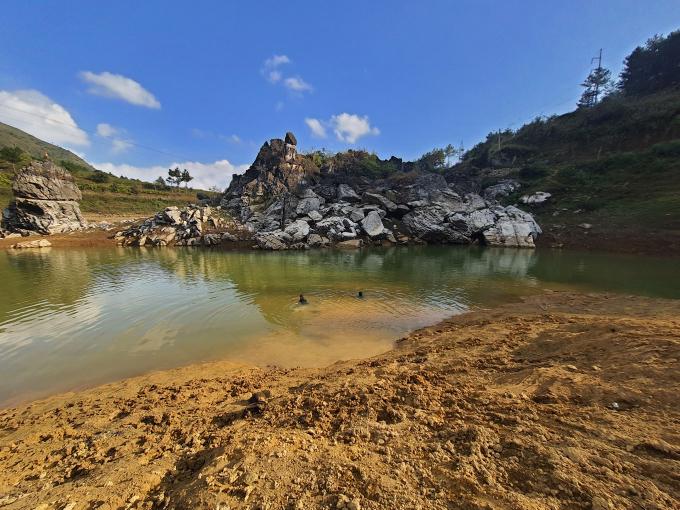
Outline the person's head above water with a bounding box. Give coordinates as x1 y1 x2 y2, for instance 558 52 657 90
299 294 307 303
358 291 363 298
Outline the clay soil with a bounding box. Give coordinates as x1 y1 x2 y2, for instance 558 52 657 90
0 292 678 510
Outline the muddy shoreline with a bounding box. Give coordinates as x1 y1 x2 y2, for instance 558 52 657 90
0 292 678 509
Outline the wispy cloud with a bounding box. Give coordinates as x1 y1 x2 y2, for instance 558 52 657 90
304 118 327 138
79 71 161 109
261 55 290 83
92 160 249 191
0 89 90 146
276 101 284 111
304 114 380 144
191 128 214 138
284 76 314 95
96 123 133 153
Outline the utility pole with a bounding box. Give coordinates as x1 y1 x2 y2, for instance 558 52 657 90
591 48 603 104
459 141 464 161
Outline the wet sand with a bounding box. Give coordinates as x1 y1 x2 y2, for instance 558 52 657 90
0 292 678 509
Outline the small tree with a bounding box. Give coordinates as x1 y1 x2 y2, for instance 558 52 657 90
444 144 458 167
154 176 166 191
0 146 23 173
167 167 181 192
181 169 193 192
578 67 612 109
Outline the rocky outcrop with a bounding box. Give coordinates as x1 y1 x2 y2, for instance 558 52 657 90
521 191 551 204
226 132 316 205
1 160 88 234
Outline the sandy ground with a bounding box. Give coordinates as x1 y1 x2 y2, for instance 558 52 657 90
0 292 678 510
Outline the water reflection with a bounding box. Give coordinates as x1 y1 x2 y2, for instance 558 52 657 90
1 246 678 407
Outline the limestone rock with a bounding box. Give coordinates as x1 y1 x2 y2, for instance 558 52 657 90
521 191 551 204
2 198 88 235
307 233 323 247
284 219 310 239
483 179 520 201
285 132 297 146
13 239 51 249
12 160 82 201
360 211 385 239
307 210 323 222
482 206 541 248
337 184 361 203
402 206 471 244
362 192 397 213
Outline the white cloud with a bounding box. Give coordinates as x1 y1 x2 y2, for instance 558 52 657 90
284 76 314 94
331 113 380 144
79 71 161 109
92 159 249 191
304 113 380 144
96 123 133 153
276 101 284 111
304 118 327 138
261 55 290 83
0 90 90 146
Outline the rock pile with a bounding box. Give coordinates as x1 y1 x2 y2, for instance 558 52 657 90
116 204 245 247
1 160 88 235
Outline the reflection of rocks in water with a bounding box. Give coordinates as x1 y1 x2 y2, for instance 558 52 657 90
462 247 538 279
2 249 93 309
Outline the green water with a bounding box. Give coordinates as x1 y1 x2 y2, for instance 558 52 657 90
1 245 678 408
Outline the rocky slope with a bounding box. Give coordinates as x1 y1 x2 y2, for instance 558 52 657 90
1 160 88 235
116 133 542 250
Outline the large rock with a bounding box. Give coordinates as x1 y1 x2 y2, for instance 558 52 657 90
254 230 291 250
296 190 322 217
482 206 542 248
360 211 385 239
336 239 363 249
284 219 310 239
285 132 297 146
12 160 82 201
361 192 397 213
315 216 356 241
402 206 471 244
483 179 520 201
13 239 52 249
2 198 88 234
336 184 361 203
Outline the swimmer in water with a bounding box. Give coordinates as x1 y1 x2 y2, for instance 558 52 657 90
299 294 308 305
357 291 364 298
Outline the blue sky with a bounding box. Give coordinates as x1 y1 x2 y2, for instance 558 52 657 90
1 1 679 189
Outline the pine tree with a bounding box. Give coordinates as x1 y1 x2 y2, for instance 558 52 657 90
578 67 612 109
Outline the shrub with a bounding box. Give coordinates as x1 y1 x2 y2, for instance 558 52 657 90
90 170 110 183
0 147 23 163
519 164 549 180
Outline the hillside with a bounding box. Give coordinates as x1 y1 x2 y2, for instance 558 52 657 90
0 123 208 219
0 121 95 171
442 85 680 256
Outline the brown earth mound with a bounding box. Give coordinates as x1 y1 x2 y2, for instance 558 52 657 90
0 292 679 509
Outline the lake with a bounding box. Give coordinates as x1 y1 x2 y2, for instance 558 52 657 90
1 245 678 408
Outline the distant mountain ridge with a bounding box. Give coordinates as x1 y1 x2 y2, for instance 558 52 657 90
0 121 96 171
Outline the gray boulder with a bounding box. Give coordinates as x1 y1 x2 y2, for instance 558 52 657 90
284 219 310 239
285 131 297 145
362 192 398 213
307 210 323 222
2 198 88 235
483 179 520 201
296 190 323 217
521 191 551 205
307 233 323 247
360 211 385 239
336 184 361 203
402 206 471 244
482 206 542 248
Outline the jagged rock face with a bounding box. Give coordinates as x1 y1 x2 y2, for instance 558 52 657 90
2 198 88 234
482 206 542 248
402 206 472 244
336 184 360 203
12 160 82 201
227 132 316 203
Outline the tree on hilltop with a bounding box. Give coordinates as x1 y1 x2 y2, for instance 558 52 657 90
167 167 181 192
578 66 612 109
181 169 193 192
